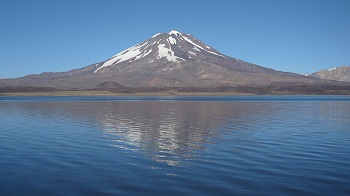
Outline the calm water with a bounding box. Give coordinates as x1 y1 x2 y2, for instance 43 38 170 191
1 96 350 195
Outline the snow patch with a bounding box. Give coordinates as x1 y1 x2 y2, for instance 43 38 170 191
162 67 173 71
168 36 176 44
143 49 152 57
157 44 184 62
151 33 161 38
206 50 225 57
135 49 152 60
183 34 225 57
166 39 171 47
193 47 201 52
188 51 197 56
182 35 205 50
94 41 148 73
328 67 337 71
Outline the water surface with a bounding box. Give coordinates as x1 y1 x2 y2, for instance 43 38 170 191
1 96 350 195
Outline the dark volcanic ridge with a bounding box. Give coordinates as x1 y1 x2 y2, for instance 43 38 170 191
95 81 126 90
1 30 349 94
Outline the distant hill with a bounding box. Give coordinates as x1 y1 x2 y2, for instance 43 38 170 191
311 66 350 82
95 81 125 90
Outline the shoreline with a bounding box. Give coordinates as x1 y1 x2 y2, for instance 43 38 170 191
2 90 350 97
0 90 255 97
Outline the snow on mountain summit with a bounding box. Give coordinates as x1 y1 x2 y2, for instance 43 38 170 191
169 30 182 36
94 30 226 73
327 67 337 71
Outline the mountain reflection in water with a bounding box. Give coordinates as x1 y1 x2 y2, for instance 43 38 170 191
3 100 274 166
1 99 276 165
95 101 276 166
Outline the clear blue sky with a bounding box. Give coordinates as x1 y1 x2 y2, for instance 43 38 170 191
1 0 350 78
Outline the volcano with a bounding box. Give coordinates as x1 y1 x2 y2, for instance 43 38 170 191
1 30 331 90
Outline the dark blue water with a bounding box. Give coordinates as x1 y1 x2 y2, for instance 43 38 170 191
1 96 350 195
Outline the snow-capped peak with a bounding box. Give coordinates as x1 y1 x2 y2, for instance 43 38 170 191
327 67 337 71
93 30 227 73
169 30 182 36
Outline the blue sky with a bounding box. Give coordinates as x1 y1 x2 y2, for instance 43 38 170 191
1 0 350 78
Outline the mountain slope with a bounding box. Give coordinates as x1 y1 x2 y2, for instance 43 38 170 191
2 30 328 89
311 66 350 82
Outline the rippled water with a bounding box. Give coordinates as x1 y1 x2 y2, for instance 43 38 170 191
1 96 350 195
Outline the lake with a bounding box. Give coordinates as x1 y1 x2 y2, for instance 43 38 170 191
1 96 350 195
